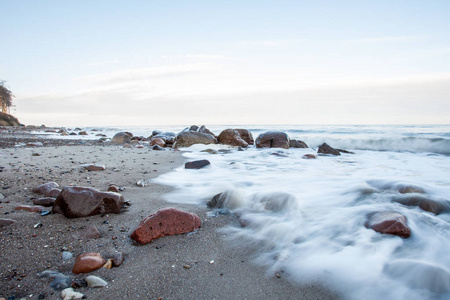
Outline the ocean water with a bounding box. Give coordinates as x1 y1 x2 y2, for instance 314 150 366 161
43 124 450 298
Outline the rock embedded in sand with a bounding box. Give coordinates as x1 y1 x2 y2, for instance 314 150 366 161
107 185 120 193
150 137 165 147
0 218 16 227
81 164 106 171
217 129 249 147
173 131 217 149
86 275 108 288
33 182 60 196
111 132 132 144
152 145 165 151
112 252 124 267
317 143 341 156
185 159 211 169
61 287 85 300
33 197 56 206
255 131 290 149
72 252 107 274
14 205 45 213
365 211 411 238
78 225 102 239
52 186 124 218
131 208 201 245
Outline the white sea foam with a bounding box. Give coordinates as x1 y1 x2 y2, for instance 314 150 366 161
153 129 450 300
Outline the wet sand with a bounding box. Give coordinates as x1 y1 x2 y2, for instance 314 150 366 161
0 132 339 299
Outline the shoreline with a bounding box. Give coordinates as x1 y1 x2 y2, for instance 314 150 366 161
0 131 339 299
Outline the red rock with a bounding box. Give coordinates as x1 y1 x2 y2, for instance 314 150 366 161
14 205 45 213
130 208 201 245
365 211 411 238
72 252 106 274
255 131 290 149
52 186 124 218
150 137 165 147
0 218 16 227
46 188 61 198
33 182 59 195
33 197 56 207
78 225 102 239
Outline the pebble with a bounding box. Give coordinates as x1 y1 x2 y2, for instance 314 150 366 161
112 252 124 267
39 270 71 291
61 288 85 300
72 252 106 274
103 259 113 269
62 251 73 260
85 275 108 288
34 222 43 229
40 210 51 216
136 180 147 187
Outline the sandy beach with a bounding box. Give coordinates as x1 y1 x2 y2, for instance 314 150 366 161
0 131 338 300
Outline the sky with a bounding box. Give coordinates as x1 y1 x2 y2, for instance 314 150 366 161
1 0 450 126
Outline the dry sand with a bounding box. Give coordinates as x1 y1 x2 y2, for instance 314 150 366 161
0 133 339 299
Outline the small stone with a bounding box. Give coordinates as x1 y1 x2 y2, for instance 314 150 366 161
33 197 56 207
0 218 16 227
107 185 120 193
78 225 102 239
39 270 71 291
62 251 73 260
112 252 124 267
185 160 211 169
81 164 105 172
302 154 317 159
136 180 147 187
33 182 59 195
40 210 51 216
183 265 191 269
72 252 106 274
85 275 107 288
32 153 41 156
61 288 85 300
34 222 43 229
15 205 45 213
103 259 113 269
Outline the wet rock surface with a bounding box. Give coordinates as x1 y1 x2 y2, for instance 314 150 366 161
317 143 341 155
217 129 249 147
365 211 411 238
173 131 217 148
72 252 107 274
185 159 211 169
255 131 290 149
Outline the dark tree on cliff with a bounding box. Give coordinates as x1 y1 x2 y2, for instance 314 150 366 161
0 80 14 114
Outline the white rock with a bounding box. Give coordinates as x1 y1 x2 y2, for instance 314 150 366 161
136 180 148 187
86 275 108 288
61 288 84 300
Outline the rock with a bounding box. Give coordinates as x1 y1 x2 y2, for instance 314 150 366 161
150 137 165 147
85 275 108 288
185 160 211 169
0 218 16 227
78 225 102 239
81 164 105 171
61 288 85 300
26 142 44 147
365 211 411 238
14 205 45 213
198 125 217 137
62 251 74 260
289 139 308 148
302 154 317 159
0 112 20 126
78 131 88 135
201 149 218 154
72 252 107 274
151 132 176 147
392 195 450 215
123 143 132 148
152 130 162 136
188 125 199 131
33 182 59 196
235 129 254 145
33 197 56 206
111 132 132 144
317 143 341 156
207 190 244 209
130 208 201 245
217 129 249 147
255 131 290 149
47 188 61 198
52 186 124 218
39 270 72 291
107 185 120 193
112 252 124 267
152 145 165 151
136 180 148 187
173 131 217 149
103 259 113 269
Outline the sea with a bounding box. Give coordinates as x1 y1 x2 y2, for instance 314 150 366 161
44 124 450 299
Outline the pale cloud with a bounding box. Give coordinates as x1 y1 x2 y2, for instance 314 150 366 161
237 39 305 47
351 35 426 43
160 54 236 61
87 58 120 67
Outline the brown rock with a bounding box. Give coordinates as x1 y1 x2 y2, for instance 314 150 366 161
198 125 217 138
289 139 308 148
317 143 341 156
52 186 124 218
393 196 450 215
78 131 88 135
46 188 61 198
111 132 132 144
14 205 45 213
107 185 120 193
235 129 254 145
255 131 289 149
302 154 317 159
81 164 106 171
0 218 17 227
112 252 124 267
33 182 59 196
33 197 56 207
72 252 106 274
78 225 102 239
150 137 165 147
0 112 20 126
365 211 411 238
217 129 248 147
173 131 217 149
151 132 176 147
130 208 201 245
